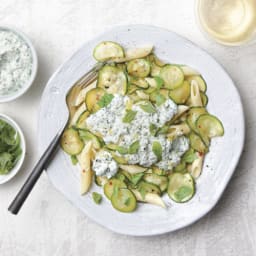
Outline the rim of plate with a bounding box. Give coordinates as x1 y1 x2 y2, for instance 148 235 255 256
38 24 245 236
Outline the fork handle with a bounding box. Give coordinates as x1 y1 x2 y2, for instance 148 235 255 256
8 127 65 215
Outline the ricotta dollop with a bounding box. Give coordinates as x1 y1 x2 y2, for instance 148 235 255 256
87 94 189 175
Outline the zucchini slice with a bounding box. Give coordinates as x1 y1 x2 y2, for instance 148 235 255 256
189 132 208 153
180 65 200 77
85 88 105 113
143 173 168 192
138 181 161 195
60 128 84 155
200 92 208 106
160 65 184 89
187 75 207 92
93 41 124 61
103 178 127 200
130 77 149 88
97 66 127 95
168 173 195 203
127 84 139 94
76 111 90 129
119 164 147 174
127 59 151 78
196 114 224 138
186 107 207 133
152 166 166 176
150 62 161 77
78 130 101 150
111 188 137 213
169 80 190 104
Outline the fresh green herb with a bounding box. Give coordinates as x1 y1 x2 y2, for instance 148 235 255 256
116 146 128 155
156 125 169 135
123 110 137 123
0 119 22 175
130 173 144 185
152 141 162 161
124 197 130 206
149 123 158 136
71 155 78 165
139 187 146 200
97 93 114 108
155 94 166 106
154 76 164 89
113 185 119 197
182 148 198 163
128 140 140 154
140 102 156 113
174 186 193 201
92 192 102 204
115 173 126 182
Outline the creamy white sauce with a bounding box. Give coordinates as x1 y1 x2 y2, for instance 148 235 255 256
92 151 118 178
87 95 189 172
0 29 33 96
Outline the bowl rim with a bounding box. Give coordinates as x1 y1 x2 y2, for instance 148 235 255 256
0 113 26 184
0 26 38 103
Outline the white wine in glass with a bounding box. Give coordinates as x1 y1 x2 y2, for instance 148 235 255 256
195 0 256 45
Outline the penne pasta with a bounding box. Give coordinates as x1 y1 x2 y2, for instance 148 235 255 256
132 189 166 208
180 65 200 77
75 80 97 106
69 103 86 126
167 122 190 139
190 80 203 107
190 153 204 179
119 164 147 174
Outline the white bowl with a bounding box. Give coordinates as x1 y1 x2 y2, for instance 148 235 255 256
0 114 26 184
0 26 38 103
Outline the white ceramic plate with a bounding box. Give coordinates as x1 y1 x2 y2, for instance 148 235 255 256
0 114 26 184
38 25 245 236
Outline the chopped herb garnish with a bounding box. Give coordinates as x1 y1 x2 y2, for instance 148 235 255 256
71 155 78 165
97 93 114 108
124 197 130 206
152 141 162 161
123 110 137 123
128 140 140 154
154 76 164 89
156 125 169 135
149 123 158 136
92 192 102 204
155 93 166 106
116 146 128 155
174 186 193 201
140 102 156 113
182 148 197 163
130 173 144 185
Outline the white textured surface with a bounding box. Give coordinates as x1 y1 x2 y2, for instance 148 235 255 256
38 25 244 236
0 0 255 255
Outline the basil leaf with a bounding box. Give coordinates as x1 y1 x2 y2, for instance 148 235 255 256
155 94 166 106
174 186 193 201
71 155 78 165
123 110 137 123
140 102 156 113
154 76 164 89
182 148 197 163
156 125 169 135
92 192 102 204
129 140 140 154
116 146 128 155
130 173 144 185
97 93 114 108
152 141 162 161
149 123 158 136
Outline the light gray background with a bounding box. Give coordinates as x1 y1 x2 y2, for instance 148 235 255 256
0 1 255 255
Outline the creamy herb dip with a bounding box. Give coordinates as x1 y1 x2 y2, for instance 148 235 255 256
0 29 33 96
